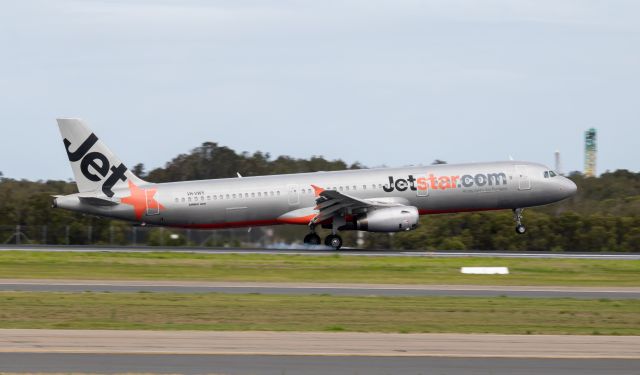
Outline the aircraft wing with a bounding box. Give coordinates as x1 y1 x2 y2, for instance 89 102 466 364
310 185 402 224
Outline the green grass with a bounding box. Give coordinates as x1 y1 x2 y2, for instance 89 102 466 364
0 292 638 335
0 251 639 286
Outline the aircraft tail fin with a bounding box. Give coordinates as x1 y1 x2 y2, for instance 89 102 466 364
56 118 146 197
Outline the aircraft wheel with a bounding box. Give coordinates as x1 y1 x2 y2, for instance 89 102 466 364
304 233 321 245
515 224 526 235
325 234 343 250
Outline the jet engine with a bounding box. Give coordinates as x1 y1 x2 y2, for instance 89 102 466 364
347 206 419 232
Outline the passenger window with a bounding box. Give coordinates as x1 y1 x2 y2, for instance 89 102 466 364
226 194 230 199
270 191 274 196
174 198 179 203
251 192 255 198
213 195 217 200
188 197 192 202
207 196 211 200
219 195 223 200
258 192 262 197
232 194 236 199
181 197 185 203
345 186 349 191
201 196 205 201
544 171 549 178
277 191 280 196
363 185 367 190
353 185 357 190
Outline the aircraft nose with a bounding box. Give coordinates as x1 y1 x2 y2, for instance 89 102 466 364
560 177 577 198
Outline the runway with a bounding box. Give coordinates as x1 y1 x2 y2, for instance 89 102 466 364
1 330 639 374
3 245 640 259
2 279 640 298
1 353 638 375
2 329 639 358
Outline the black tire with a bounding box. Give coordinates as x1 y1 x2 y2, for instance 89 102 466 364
325 234 343 250
515 225 526 234
303 233 321 245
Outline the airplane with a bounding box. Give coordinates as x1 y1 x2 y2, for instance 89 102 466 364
52 119 577 249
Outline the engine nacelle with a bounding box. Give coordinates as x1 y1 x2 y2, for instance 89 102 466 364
355 206 419 232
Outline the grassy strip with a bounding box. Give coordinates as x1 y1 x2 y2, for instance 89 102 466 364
0 292 638 335
1 251 639 286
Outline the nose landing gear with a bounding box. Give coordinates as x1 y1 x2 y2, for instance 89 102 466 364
513 208 526 234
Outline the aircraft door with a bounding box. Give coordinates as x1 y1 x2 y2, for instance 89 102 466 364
145 190 160 215
417 181 429 197
287 184 299 205
515 165 531 191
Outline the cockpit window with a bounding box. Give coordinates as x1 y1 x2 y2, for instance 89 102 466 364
549 171 557 177
544 171 549 178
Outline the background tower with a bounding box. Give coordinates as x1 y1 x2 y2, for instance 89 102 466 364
554 150 562 175
584 128 597 177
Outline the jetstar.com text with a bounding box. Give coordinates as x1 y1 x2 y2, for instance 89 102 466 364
383 172 508 192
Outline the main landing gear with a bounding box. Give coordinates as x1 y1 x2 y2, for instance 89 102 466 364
513 208 526 234
303 232 321 245
324 234 343 250
303 225 343 250
303 231 343 250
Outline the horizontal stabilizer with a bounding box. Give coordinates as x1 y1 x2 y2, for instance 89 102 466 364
78 196 119 206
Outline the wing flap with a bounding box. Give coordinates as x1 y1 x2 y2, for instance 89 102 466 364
309 185 407 225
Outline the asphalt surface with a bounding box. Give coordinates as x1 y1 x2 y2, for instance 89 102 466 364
4 330 638 358
2 279 639 299
0 353 638 375
3 245 640 259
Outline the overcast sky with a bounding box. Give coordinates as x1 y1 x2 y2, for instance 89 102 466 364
1 0 639 181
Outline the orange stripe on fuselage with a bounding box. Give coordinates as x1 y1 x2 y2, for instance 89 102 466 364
175 208 503 229
178 215 317 229
418 207 501 215
276 214 317 225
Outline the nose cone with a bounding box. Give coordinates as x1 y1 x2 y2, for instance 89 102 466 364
559 177 577 199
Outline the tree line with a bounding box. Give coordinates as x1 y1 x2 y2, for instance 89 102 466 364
0 142 638 251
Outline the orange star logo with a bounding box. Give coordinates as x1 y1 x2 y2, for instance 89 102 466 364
120 181 165 220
